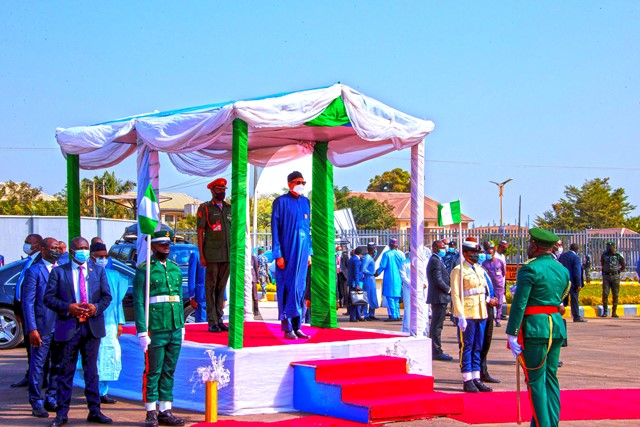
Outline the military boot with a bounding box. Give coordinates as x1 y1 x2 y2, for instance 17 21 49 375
600 308 608 318
145 411 158 427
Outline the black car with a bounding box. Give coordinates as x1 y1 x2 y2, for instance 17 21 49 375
0 259 27 349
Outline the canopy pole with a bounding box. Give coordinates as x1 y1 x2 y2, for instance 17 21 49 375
409 140 426 337
310 141 338 328
229 118 248 349
66 154 81 241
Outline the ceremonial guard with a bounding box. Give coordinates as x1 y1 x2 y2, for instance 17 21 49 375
506 228 570 427
599 241 626 317
134 230 185 427
450 237 492 393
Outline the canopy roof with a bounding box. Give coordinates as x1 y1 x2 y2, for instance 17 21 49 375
56 84 434 176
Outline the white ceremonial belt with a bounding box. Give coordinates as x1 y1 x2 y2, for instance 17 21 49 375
463 288 485 297
149 295 181 304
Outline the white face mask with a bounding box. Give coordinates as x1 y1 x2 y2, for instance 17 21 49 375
23 243 33 255
556 247 564 255
293 184 305 195
94 257 108 267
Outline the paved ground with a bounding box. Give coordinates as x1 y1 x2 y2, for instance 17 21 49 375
1 303 639 426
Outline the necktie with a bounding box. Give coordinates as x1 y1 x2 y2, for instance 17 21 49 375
79 265 88 304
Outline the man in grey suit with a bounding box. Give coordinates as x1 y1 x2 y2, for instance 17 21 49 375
427 239 453 361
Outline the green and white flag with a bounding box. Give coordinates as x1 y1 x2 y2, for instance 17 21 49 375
139 184 160 235
437 200 462 226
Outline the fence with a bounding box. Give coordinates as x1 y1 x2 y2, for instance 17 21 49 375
175 226 640 273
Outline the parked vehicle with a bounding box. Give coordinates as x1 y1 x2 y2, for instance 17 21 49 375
0 259 27 349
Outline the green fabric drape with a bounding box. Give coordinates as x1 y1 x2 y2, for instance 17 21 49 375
66 154 81 241
305 97 350 127
310 142 338 328
229 118 248 349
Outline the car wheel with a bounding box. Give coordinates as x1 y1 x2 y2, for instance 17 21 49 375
184 305 196 323
0 308 23 350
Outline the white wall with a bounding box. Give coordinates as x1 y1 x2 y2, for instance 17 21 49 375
0 216 136 264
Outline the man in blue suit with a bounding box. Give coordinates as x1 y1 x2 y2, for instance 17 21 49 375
22 237 63 418
44 237 113 427
559 243 586 322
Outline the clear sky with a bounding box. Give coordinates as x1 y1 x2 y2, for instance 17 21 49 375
1 1 638 227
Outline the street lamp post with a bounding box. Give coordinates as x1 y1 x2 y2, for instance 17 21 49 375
490 178 513 227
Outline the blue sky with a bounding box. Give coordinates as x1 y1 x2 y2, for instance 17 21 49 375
1 1 638 227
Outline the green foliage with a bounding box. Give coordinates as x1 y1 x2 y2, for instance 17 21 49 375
366 168 411 192
535 178 636 230
249 194 277 230
624 215 640 233
176 214 197 230
505 282 640 305
335 186 396 229
0 181 67 215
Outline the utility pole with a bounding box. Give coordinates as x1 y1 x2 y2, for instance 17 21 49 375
92 181 97 217
489 178 513 226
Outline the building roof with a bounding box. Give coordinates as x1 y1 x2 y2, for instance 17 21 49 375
114 191 203 212
349 192 473 223
585 228 639 236
472 225 530 233
0 182 56 202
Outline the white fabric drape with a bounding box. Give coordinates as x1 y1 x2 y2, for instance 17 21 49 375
55 84 435 176
409 141 427 337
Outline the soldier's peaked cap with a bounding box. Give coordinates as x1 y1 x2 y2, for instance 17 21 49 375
151 229 173 243
529 228 559 247
207 178 227 189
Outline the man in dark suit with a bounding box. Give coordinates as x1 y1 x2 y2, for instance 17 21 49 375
427 239 453 361
11 233 43 388
22 237 63 418
559 243 586 322
44 237 113 426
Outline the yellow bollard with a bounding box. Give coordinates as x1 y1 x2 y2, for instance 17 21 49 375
205 380 218 422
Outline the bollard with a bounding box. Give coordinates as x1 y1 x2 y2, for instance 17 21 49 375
205 380 218 422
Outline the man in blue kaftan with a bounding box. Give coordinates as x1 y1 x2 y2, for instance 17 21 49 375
362 243 379 320
271 171 312 340
376 238 405 321
187 251 207 323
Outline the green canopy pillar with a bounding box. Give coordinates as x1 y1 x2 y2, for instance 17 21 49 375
228 118 248 349
310 141 338 328
66 154 81 241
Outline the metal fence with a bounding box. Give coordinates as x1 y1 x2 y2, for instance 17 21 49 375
176 226 640 273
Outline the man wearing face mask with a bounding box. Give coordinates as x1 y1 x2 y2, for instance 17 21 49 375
44 237 113 427
22 237 62 417
361 243 379 321
427 239 452 361
443 240 460 274
11 233 44 388
271 171 312 340
376 238 405 321
197 178 232 333
450 237 492 393
88 242 129 405
506 228 570 427
133 230 185 427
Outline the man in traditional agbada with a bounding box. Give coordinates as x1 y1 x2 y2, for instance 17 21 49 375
271 171 312 340
506 228 570 427
376 238 405 321
133 230 185 427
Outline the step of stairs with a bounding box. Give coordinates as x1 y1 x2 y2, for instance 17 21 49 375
291 356 464 424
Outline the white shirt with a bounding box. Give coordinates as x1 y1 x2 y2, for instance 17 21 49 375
43 258 56 273
71 261 90 303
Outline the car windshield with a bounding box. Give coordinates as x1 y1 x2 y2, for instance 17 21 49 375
169 245 197 266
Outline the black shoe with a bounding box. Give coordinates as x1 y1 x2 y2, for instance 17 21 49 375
612 313 619 318
157 409 185 426
32 406 49 418
500 314 508 320
433 353 453 361
218 323 229 332
463 380 479 392
145 410 158 427
284 331 298 340
100 395 117 404
473 379 493 392
481 374 501 384
294 330 310 339
558 360 563 368
342 312 349 316
349 319 358 322
368 316 379 321
11 377 28 388
50 416 68 427
573 317 588 322
44 400 59 412
384 318 399 322
358 317 366 321
87 411 113 424
599 311 608 318
208 325 221 333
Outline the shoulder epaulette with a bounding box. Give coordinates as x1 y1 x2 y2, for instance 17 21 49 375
168 259 179 266
524 257 536 264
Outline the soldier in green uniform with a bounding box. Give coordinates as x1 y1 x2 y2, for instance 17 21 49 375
134 230 185 427
600 241 626 317
506 228 570 427
197 177 232 333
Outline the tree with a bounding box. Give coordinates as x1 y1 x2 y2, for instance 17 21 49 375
367 168 411 192
624 216 640 233
335 186 396 229
535 178 636 230
0 181 66 216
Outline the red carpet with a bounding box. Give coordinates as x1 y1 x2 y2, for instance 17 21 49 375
122 322 402 348
192 415 366 426
449 388 640 424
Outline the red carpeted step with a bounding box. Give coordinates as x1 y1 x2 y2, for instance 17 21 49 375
348 391 464 421
331 373 435 400
294 356 407 382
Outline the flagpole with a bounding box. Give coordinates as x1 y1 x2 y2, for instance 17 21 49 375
145 234 151 335
458 220 463 309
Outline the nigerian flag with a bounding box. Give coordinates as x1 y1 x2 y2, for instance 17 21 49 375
438 200 462 226
139 184 160 235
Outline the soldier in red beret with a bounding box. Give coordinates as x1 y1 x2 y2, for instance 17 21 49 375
197 178 231 333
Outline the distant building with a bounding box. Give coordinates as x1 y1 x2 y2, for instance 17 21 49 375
103 191 203 225
348 192 473 230
471 225 530 234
